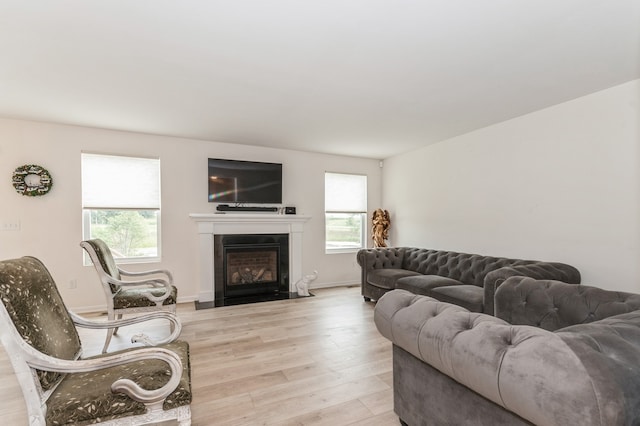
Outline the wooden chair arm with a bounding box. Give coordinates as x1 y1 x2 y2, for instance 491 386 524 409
21 342 182 408
106 276 174 303
69 311 182 346
118 267 174 284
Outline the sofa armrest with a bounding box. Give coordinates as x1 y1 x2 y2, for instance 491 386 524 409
373 289 494 361
356 247 404 270
495 276 640 330
483 262 581 315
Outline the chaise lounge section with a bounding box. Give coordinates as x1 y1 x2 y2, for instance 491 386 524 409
357 247 580 314
374 278 640 425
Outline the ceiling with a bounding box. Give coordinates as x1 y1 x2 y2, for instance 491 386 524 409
1 1 639 159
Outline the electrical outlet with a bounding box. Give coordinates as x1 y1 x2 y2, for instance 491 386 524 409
1 220 20 231
69 279 78 289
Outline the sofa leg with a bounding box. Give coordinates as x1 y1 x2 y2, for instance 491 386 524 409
363 296 371 302
399 419 408 426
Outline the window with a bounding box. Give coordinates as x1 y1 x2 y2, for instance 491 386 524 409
325 172 367 253
82 153 161 263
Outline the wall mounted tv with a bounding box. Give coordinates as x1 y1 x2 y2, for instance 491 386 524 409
208 158 283 204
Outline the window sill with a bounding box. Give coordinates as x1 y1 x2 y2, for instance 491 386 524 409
325 248 362 255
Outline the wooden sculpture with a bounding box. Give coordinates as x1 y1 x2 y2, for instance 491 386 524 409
371 208 391 247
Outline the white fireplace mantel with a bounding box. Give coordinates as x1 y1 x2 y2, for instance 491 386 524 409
189 213 311 302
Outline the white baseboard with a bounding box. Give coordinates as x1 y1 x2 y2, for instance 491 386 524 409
69 289 352 313
177 295 198 304
309 281 360 290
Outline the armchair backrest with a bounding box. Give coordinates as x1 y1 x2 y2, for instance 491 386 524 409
81 239 121 293
0 256 82 392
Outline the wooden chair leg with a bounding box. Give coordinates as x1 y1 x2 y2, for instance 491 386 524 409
102 312 117 353
102 327 115 353
113 313 123 335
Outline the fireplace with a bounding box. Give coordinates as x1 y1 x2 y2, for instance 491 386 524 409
190 213 311 306
214 234 289 302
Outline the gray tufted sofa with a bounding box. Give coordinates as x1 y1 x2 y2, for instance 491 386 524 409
375 279 640 426
357 247 580 314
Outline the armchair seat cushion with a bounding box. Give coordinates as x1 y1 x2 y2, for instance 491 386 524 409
46 340 191 425
114 285 178 310
367 269 421 290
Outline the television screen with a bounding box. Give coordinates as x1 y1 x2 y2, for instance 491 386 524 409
208 158 283 204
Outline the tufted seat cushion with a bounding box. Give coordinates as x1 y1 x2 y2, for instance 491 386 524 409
367 269 421 290
429 285 484 312
396 274 462 292
375 289 640 426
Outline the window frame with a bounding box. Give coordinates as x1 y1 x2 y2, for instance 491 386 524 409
324 172 368 254
81 153 162 264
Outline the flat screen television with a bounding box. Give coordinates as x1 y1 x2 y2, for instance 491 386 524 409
208 158 283 204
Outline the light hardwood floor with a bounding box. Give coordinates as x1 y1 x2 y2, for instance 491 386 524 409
0 286 399 425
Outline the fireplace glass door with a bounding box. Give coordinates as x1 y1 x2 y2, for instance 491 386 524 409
224 244 280 297
214 233 290 301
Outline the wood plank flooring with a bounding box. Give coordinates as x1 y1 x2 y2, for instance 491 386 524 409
0 286 399 425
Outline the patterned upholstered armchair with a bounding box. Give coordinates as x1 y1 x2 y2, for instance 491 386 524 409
80 239 178 353
0 256 192 426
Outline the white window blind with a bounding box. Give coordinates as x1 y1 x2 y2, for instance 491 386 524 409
82 153 160 209
325 172 367 213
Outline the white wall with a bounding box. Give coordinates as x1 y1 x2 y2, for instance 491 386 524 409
383 79 640 291
0 119 381 311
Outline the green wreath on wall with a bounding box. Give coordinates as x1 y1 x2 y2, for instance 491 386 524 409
12 164 53 196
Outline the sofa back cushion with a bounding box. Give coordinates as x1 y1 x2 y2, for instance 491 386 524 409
496 276 640 330
401 248 535 287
